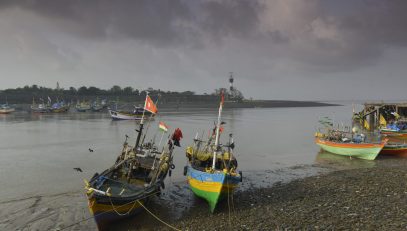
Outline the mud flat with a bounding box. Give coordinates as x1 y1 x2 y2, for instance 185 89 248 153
164 165 407 231
4 163 407 230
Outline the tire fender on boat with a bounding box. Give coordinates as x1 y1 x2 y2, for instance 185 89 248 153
183 166 188 176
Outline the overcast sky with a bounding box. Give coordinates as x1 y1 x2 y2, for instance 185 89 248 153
0 0 406 100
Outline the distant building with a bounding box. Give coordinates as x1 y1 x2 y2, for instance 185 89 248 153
213 72 244 102
227 72 244 101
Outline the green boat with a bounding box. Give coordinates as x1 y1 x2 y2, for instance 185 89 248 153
184 92 242 212
315 137 386 160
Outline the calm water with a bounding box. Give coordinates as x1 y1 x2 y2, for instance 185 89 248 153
0 104 354 202
5 104 407 230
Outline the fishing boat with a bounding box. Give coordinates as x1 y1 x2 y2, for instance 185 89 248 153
91 100 104 112
315 137 386 160
0 103 15 114
85 95 176 229
108 107 154 120
50 101 70 113
31 98 50 113
315 116 387 160
184 92 242 212
380 142 407 156
76 101 91 112
380 128 407 140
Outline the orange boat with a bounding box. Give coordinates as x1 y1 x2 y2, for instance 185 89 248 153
380 128 407 140
380 143 407 157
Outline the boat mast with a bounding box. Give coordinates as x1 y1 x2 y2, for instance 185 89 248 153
212 91 224 170
135 92 148 150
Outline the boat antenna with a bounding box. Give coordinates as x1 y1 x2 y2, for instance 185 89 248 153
212 90 224 170
135 92 148 149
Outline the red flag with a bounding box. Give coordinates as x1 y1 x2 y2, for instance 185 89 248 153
144 96 158 114
220 90 224 105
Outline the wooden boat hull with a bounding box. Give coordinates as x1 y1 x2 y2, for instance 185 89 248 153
186 166 241 212
380 143 407 156
0 108 15 114
380 129 407 140
315 138 385 160
109 109 144 120
88 196 146 230
31 107 49 113
87 171 162 229
76 107 91 112
91 106 104 112
50 106 69 113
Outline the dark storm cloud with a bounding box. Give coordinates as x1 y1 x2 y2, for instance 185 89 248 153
1 0 407 100
0 0 197 46
8 0 405 70
199 0 261 39
336 0 407 47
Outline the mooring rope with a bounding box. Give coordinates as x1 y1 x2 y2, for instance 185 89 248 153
226 177 232 230
58 190 181 231
108 196 140 216
136 200 182 231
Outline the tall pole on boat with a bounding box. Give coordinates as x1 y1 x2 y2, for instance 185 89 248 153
212 91 224 170
135 92 148 149
352 103 355 141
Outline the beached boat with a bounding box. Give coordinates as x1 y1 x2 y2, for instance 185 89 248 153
0 103 15 114
85 95 175 229
380 142 407 156
315 137 386 160
76 101 91 112
108 107 154 120
184 93 242 212
315 116 387 160
380 128 407 140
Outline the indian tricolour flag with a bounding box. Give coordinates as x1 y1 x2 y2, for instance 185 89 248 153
159 122 169 132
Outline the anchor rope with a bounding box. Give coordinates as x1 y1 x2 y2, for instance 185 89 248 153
136 200 182 231
108 196 140 216
58 190 180 230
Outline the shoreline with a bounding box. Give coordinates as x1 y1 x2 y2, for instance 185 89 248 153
7 100 340 112
2 162 407 230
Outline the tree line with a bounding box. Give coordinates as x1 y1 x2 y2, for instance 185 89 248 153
0 85 221 104
1 85 197 96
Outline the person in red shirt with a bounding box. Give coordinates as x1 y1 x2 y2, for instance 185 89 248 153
172 128 183 147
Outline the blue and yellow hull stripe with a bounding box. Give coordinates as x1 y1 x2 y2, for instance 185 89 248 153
187 166 241 212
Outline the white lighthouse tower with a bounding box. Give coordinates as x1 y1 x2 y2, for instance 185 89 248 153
226 72 243 101
229 72 234 92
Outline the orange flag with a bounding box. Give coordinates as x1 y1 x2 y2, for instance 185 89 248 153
144 96 158 114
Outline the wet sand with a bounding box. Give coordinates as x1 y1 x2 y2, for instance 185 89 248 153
0 163 329 231
162 164 407 230
4 159 407 230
